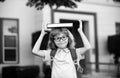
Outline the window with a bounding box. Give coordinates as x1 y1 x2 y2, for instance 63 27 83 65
0 18 19 64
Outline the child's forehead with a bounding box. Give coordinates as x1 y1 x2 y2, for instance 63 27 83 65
55 33 66 37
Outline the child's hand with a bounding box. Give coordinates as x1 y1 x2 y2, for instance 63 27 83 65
78 20 83 32
77 66 83 73
41 25 47 35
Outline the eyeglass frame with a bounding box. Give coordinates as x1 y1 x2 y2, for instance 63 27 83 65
54 36 68 42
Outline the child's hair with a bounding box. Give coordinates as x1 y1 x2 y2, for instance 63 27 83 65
48 28 76 50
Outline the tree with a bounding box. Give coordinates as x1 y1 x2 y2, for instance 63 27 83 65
26 0 82 10
0 0 5 2
0 0 82 10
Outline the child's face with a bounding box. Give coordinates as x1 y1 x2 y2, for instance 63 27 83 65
54 33 68 49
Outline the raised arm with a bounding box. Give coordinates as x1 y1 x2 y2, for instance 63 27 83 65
77 20 91 54
32 26 47 57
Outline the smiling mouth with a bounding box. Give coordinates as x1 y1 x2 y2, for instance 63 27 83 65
58 43 65 45
58 41 67 44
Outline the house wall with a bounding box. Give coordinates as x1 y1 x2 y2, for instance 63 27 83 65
0 0 43 76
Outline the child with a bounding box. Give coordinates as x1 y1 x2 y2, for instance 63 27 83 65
32 21 91 78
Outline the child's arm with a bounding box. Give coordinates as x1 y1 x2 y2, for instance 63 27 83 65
77 20 91 54
32 26 47 58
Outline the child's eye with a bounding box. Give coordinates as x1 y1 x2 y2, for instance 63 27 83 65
54 37 60 41
62 36 66 39
56 37 60 40
62 36 67 40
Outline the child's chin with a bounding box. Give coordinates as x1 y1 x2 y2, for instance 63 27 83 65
58 45 67 49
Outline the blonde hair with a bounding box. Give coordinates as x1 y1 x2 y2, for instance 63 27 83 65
48 28 76 50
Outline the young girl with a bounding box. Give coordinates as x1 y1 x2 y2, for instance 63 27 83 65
32 21 91 78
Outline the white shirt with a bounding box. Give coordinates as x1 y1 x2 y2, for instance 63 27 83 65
42 48 84 78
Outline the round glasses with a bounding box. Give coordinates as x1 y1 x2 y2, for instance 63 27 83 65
54 36 68 42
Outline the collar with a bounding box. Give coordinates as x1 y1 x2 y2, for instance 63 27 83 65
57 48 69 53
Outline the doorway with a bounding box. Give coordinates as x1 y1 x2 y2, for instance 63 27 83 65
52 9 98 73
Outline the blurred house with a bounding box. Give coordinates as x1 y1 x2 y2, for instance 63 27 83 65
0 0 120 78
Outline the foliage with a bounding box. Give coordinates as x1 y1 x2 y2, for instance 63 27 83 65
0 0 5 2
0 0 82 10
26 0 82 10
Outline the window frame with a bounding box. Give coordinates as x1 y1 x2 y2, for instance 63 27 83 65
0 18 19 64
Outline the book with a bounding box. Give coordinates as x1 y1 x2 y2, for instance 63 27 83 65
47 23 73 28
